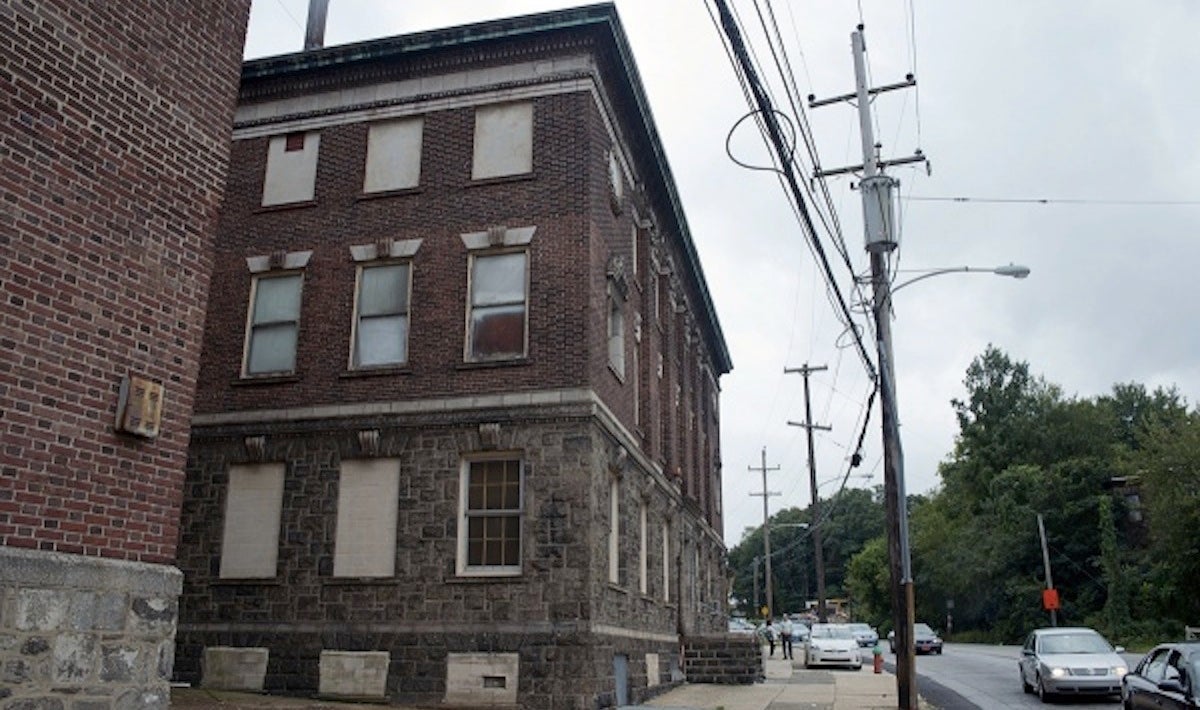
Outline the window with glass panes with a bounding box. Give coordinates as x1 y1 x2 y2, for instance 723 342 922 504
467 251 527 361
461 459 522 573
244 273 302 375
352 263 410 367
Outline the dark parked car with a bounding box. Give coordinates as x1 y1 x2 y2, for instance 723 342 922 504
887 623 943 654
1121 641 1200 709
1018 627 1127 703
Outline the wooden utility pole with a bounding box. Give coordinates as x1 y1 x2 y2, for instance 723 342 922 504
748 449 780 619
808 25 926 709
785 364 831 622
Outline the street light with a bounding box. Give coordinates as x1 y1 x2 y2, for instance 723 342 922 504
890 263 1030 294
876 260 1030 706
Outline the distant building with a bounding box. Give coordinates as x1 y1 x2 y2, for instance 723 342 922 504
173 5 733 708
0 1 250 707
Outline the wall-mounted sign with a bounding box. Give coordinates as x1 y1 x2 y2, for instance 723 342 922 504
115 374 164 438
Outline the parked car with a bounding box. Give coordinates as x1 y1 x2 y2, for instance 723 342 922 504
1018 627 1127 703
728 617 757 635
848 622 879 647
804 623 862 670
887 623 944 654
1121 640 1200 709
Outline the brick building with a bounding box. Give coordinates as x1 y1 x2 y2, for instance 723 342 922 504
0 1 250 707
173 5 733 708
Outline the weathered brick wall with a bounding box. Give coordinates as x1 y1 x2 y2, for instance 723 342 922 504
0 1 248 707
0 0 249 562
683 634 763 685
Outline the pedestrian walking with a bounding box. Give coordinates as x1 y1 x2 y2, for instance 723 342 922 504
779 617 794 659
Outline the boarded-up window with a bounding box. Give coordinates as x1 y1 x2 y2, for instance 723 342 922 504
220 463 285 579
333 459 400 577
245 273 302 375
352 263 410 367
263 131 319 205
608 294 625 377
458 459 522 576
467 251 527 361
363 118 422 193
471 102 532 180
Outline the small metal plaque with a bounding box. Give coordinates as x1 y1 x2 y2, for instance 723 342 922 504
115 374 164 438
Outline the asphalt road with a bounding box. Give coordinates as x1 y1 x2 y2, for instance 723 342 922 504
906 643 1143 709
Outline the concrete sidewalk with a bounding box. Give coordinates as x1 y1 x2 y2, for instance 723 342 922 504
171 655 923 710
629 654 913 710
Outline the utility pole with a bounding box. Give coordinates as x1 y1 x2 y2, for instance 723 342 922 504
748 449 780 619
1037 514 1058 627
809 25 926 709
752 555 761 615
785 364 831 622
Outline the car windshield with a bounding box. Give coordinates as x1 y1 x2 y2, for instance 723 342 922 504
810 625 854 640
1039 632 1112 655
849 624 871 632
913 624 934 636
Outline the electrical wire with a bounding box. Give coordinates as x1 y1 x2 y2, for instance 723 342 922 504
707 0 877 383
905 195 1200 206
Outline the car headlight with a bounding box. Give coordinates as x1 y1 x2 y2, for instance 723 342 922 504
1113 666 1127 678
1049 667 1067 678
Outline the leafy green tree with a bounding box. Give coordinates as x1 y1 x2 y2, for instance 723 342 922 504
845 536 890 628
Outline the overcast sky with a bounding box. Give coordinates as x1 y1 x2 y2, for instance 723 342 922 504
244 1 1200 549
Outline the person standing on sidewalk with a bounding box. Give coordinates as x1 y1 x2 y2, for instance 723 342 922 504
761 619 777 657
779 617 794 659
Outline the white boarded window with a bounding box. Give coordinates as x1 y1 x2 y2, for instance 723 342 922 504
244 273 302 375
263 131 319 206
352 263 410 368
472 102 532 180
220 463 285 579
467 251 527 361
609 476 620 585
638 502 648 595
661 522 671 601
457 458 523 576
363 118 422 193
334 459 400 578
608 293 625 378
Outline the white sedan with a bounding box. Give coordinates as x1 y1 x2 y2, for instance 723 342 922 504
805 623 863 669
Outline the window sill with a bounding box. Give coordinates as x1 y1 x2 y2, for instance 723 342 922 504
467 171 536 187
357 187 422 201
254 199 317 213
213 578 283 586
324 576 397 585
232 373 301 386
456 357 532 371
608 363 626 383
448 573 524 584
608 583 630 595
339 366 412 379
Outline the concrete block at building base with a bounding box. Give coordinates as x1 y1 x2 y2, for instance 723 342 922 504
318 650 389 701
444 652 519 707
201 647 268 691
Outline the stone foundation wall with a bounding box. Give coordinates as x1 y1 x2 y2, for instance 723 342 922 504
0 547 182 709
682 634 762 685
174 627 681 709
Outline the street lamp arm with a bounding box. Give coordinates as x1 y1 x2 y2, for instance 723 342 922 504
890 263 1030 294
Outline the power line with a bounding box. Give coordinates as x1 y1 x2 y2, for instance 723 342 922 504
905 195 1200 206
707 0 878 383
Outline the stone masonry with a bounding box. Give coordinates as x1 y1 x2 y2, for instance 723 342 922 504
0 1 249 708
